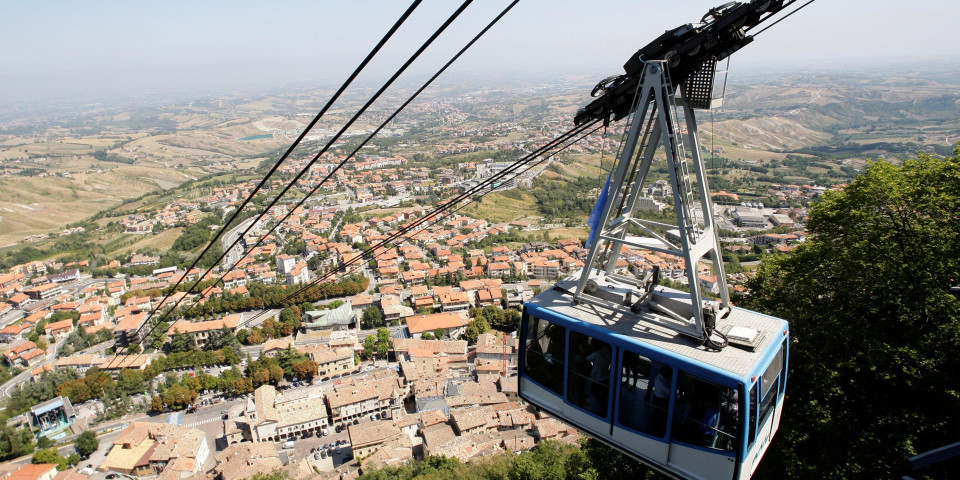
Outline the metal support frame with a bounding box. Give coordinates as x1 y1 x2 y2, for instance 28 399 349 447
574 61 730 342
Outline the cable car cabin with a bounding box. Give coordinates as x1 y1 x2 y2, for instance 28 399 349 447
519 276 788 480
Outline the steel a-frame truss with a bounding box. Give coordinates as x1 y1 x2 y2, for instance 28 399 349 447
574 60 730 344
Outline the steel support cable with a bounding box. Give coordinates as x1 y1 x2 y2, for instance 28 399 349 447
249 122 602 321
130 0 476 349
747 0 816 38
108 2 473 377
139 0 423 327
175 0 520 325
237 123 596 328
243 120 600 321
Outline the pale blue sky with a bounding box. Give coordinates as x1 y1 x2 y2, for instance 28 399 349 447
1 0 957 105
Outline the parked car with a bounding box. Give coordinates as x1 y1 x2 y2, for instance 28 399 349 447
282 440 295 449
321 450 327 459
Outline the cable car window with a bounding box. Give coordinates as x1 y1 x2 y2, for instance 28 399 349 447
524 315 565 395
618 351 672 437
672 372 740 452
749 383 758 447
778 341 788 395
761 344 783 394
566 331 611 417
759 343 784 426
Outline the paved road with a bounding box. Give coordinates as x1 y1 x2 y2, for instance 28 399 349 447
222 217 257 270
0 310 24 329
237 308 281 329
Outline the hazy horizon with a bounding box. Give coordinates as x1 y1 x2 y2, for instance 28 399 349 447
3 0 959 113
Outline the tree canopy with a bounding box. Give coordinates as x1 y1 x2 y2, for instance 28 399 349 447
742 151 960 479
75 430 99 457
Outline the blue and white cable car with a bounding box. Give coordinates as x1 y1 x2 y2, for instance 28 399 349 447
518 3 802 475
519 278 788 480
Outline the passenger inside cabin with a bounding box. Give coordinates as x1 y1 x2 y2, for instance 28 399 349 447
672 373 739 452
648 365 672 435
586 340 611 413
618 352 671 437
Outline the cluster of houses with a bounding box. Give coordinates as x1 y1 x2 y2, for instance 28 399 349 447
213 331 578 479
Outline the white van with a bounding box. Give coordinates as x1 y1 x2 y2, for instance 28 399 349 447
282 440 295 449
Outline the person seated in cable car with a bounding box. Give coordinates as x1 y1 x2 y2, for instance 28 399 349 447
647 365 672 436
698 400 720 447
717 388 740 451
585 342 611 414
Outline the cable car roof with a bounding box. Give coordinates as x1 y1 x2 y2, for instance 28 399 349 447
528 275 787 379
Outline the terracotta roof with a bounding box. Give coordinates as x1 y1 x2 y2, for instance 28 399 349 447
262 337 293 352
8 464 58 480
348 420 401 448
421 422 456 449
166 314 240 334
451 406 493 433
115 312 147 332
213 443 282 480
392 337 467 355
44 319 73 332
406 312 469 334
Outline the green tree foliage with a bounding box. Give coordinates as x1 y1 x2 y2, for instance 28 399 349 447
205 327 241 356
470 305 520 333
116 369 146 396
171 214 220 252
459 314 491 345
0 424 36 461
178 276 368 320
358 439 647 480
32 448 69 470
169 331 195 353
291 359 318 381
36 436 53 449
250 468 292 480
150 395 164 412
741 153 960 479
531 175 602 220
360 330 392 360
376 327 392 359
162 384 197 410
361 306 384 329
197 242 224 269
74 430 99 457
362 334 376 361
7 369 81 417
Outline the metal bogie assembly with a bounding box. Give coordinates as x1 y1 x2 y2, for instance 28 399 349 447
574 61 730 347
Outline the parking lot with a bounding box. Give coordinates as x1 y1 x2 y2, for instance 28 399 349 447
280 429 355 471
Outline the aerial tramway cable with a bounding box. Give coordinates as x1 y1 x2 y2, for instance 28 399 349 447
102 1 458 374
243 119 601 321
173 0 520 323
137 0 424 331
116 1 525 371
261 121 602 315
132 0 477 347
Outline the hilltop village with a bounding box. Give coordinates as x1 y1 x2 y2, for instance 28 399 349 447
0 164 821 479
0 75 839 480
